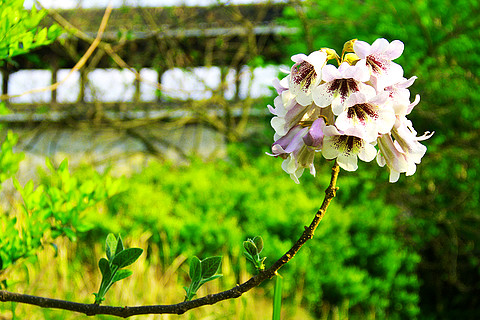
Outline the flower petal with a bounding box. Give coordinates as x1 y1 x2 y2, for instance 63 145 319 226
337 153 358 171
353 40 370 59
303 118 326 147
370 38 389 54
312 82 334 108
384 40 404 60
358 142 377 162
389 169 401 183
373 61 404 90
296 91 313 106
322 64 340 82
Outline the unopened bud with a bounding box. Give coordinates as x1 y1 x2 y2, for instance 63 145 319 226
321 48 340 62
344 53 360 65
343 39 357 53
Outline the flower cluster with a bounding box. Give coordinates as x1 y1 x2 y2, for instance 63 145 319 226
267 38 433 183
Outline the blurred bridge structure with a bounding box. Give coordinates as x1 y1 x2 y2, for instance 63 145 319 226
0 3 295 124
0 3 298 171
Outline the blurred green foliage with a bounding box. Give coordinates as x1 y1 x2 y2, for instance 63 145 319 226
74 147 420 319
0 0 61 63
0 156 124 277
0 131 24 184
281 0 480 317
0 0 109 283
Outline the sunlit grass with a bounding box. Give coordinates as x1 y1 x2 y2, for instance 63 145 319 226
1 234 314 320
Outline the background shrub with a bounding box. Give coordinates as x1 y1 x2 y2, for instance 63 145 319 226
71 145 421 319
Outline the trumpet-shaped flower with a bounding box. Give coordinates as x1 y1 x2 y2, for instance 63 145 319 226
289 51 327 106
322 125 377 171
391 117 433 166
377 117 433 182
268 119 326 183
270 100 318 139
376 133 409 183
269 125 309 158
354 38 404 91
384 76 420 116
335 91 395 143
312 61 376 114
281 150 311 184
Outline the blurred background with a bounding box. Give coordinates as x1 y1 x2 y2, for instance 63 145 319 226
0 0 479 319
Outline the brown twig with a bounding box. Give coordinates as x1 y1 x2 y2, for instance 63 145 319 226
44 5 164 93
0 162 340 317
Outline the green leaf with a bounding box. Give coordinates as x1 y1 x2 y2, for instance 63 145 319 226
47 25 62 40
35 27 47 44
12 178 21 193
58 158 68 172
243 240 258 257
111 269 133 283
115 235 124 256
45 157 55 172
24 180 34 196
200 274 223 284
253 236 264 254
79 180 95 195
105 233 117 261
243 251 255 264
111 248 143 268
98 258 110 278
189 256 202 283
201 256 222 279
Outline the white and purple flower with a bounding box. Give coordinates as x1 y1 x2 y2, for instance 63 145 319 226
377 117 433 182
312 61 376 114
289 51 328 106
267 38 431 183
354 38 405 91
269 119 326 184
384 76 421 116
334 91 395 143
322 125 377 172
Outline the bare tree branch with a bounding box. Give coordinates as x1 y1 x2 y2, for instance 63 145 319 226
1 162 340 318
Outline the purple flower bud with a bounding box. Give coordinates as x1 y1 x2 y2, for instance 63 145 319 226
303 118 326 148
